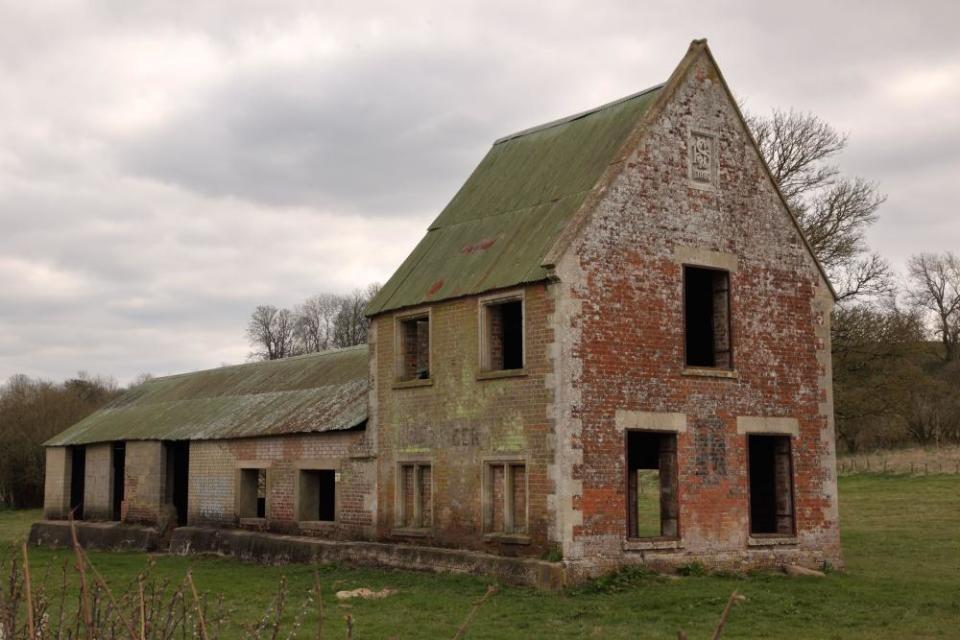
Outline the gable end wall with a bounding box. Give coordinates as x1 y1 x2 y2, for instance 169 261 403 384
554 52 841 575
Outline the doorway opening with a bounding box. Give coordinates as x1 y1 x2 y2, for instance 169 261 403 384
70 446 86 520
164 441 190 526
111 442 126 521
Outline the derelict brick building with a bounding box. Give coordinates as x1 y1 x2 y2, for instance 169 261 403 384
36 41 842 582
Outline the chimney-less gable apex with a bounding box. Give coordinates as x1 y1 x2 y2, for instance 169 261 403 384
542 39 837 301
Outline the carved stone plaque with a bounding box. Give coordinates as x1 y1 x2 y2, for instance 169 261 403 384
689 130 716 188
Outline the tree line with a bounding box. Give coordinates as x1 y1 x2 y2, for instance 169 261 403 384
0 373 125 509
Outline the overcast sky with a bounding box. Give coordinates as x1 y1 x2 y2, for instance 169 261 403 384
1 0 958 384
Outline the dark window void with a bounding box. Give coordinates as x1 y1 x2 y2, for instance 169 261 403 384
111 442 125 521
299 469 336 522
70 446 86 520
484 463 527 534
397 463 433 529
239 468 267 518
684 266 731 368
626 432 678 539
164 441 189 526
399 316 430 380
748 435 795 535
484 299 524 371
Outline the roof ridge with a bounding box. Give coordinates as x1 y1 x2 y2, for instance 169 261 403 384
492 83 665 146
147 344 369 383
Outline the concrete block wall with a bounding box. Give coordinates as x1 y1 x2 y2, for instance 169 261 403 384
43 447 71 519
188 431 374 539
124 441 165 525
370 283 556 557
553 50 842 573
82 443 113 521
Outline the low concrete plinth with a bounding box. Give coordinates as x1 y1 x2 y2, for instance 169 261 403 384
170 526 566 590
29 520 161 552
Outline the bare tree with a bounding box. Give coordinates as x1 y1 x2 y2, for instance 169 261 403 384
907 252 960 361
332 283 381 348
247 305 298 360
247 283 381 359
746 109 889 301
295 293 342 353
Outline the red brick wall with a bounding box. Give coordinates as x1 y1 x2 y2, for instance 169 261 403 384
555 52 841 571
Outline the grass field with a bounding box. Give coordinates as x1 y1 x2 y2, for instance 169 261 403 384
2 474 959 639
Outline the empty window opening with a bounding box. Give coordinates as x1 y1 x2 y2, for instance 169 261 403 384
298 469 336 522
484 462 527 534
397 463 432 529
684 266 731 368
748 435 795 535
239 468 267 519
111 442 125 521
164 441 190 526
482 299 524 371
398 315 430 380
626 432 678 539
70 446 86 520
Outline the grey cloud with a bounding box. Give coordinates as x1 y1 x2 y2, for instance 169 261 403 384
119 51 503 214
1 0 959 385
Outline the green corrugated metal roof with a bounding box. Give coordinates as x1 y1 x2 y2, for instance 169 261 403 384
366 84 664 316
46 346 369 446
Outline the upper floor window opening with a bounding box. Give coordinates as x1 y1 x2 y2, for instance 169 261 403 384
683 266 732 369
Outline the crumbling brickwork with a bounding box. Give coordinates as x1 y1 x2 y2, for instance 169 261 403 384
370 284 556 556
552 50 841 575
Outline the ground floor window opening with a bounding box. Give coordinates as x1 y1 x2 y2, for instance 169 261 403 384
748 434 795 535
626 431 678 539
397 463 432 529
299 469 336 522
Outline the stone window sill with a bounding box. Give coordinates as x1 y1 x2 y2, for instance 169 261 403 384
681 367 738 380
392 377 433 390
483 533 531 545
747 535 798 547
392 527 431 538
477 368 527 381
623 538 683 552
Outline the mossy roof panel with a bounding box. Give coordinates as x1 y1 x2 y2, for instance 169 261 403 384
366 84 663 316
46 346 369 446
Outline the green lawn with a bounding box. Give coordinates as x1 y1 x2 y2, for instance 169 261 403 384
3 475 959 638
